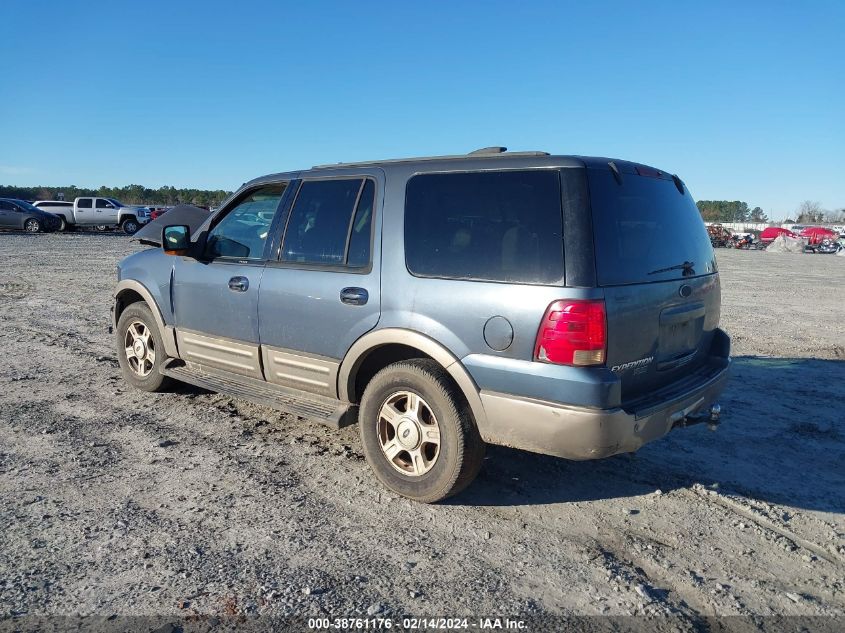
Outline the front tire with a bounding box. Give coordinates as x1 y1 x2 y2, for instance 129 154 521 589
24 218 41 232
358 359 485 503
115 303 173 392
121 217 140 234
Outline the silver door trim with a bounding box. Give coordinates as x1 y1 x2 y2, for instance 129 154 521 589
261 345 339 397
176 329 262 379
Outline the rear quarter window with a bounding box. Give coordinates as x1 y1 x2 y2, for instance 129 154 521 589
404 170 564 284
588 169 716 286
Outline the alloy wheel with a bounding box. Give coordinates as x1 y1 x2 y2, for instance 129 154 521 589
124 320 156 377
377 391 441 476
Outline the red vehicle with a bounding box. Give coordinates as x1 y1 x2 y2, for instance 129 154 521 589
149 207 169 221
800 226 838 246
759 226 797 244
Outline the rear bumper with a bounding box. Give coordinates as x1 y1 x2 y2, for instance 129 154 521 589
478 358 730 460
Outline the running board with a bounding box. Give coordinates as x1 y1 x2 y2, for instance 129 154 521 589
162 362 357 429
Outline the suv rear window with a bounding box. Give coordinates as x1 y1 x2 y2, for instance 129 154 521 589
588 169 716 286
405 170 564 284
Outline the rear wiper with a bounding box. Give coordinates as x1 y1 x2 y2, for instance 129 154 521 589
648 261 695 275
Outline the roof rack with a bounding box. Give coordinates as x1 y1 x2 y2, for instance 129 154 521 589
312 147 550 169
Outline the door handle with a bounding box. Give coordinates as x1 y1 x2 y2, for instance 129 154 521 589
340 287 368 306
228 276 249 292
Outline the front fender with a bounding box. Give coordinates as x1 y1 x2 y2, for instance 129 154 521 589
113 279 179 358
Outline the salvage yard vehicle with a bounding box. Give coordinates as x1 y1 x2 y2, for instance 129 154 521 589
800 226 839 252
816 238 842 254
33 197 151 233
759 226 797 245
707 224 733 248
0 198 62 232
113 148 731 502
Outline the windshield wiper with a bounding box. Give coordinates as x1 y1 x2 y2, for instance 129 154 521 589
648 260 695 275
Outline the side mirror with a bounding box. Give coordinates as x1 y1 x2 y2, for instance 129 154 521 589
162 225 191 255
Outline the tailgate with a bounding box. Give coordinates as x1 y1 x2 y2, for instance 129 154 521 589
586 163 721 402
604 275 721 401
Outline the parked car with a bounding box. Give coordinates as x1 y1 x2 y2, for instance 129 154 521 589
113 148 730 502
0 198 62 232
32 197 151 233
149 207 170 221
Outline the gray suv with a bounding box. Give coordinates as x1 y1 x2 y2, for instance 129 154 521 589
113 148 730 502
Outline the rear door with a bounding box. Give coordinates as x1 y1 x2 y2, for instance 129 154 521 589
0 201 17 227
75 198 94 224
257 173 382 398
587 164 721 405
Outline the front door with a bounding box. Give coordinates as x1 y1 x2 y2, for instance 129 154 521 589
95 198 119 224
258 174 382 397
172 182 288 379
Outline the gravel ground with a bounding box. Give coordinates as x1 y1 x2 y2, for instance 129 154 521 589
0 234 843 623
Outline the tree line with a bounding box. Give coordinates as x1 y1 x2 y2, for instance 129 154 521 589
0 184 232 207
697 200 844 224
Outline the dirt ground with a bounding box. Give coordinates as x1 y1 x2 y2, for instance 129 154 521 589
1 233 843 624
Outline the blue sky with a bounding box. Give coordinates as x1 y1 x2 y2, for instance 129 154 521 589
1 1 842 219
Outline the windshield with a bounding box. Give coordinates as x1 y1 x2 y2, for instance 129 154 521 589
588 168 717 286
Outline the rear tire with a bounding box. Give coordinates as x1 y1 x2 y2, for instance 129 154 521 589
358 359 485 503
115 303 173 393
56 217 67 231
24 218 41 232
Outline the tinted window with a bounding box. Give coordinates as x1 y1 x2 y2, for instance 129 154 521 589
11 199 38 212
0 201 12 211
95 199 114 208
588 169 717 286
347 179 375 268
206 183 286 260
405 170 564 284
282 179 363 265
77 198 92 209
37 201 71 208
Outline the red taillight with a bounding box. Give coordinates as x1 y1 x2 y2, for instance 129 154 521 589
534 300 607 366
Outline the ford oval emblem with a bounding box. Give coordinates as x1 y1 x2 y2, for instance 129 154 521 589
679 284 692 298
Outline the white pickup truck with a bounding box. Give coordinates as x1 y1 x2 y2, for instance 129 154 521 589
32 197 151 234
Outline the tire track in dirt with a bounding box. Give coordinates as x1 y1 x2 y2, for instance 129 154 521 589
688 484 845 567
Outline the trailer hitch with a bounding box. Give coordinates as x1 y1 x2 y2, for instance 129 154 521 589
673 404 721 432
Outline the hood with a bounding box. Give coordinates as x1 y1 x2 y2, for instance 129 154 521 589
132 205 211 247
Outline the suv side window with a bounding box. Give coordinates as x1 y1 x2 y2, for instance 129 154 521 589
206 183 286 260
346 179 375 268
404 170 564 284
95 199 114 209
77 198 93 209
281 178 372 266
